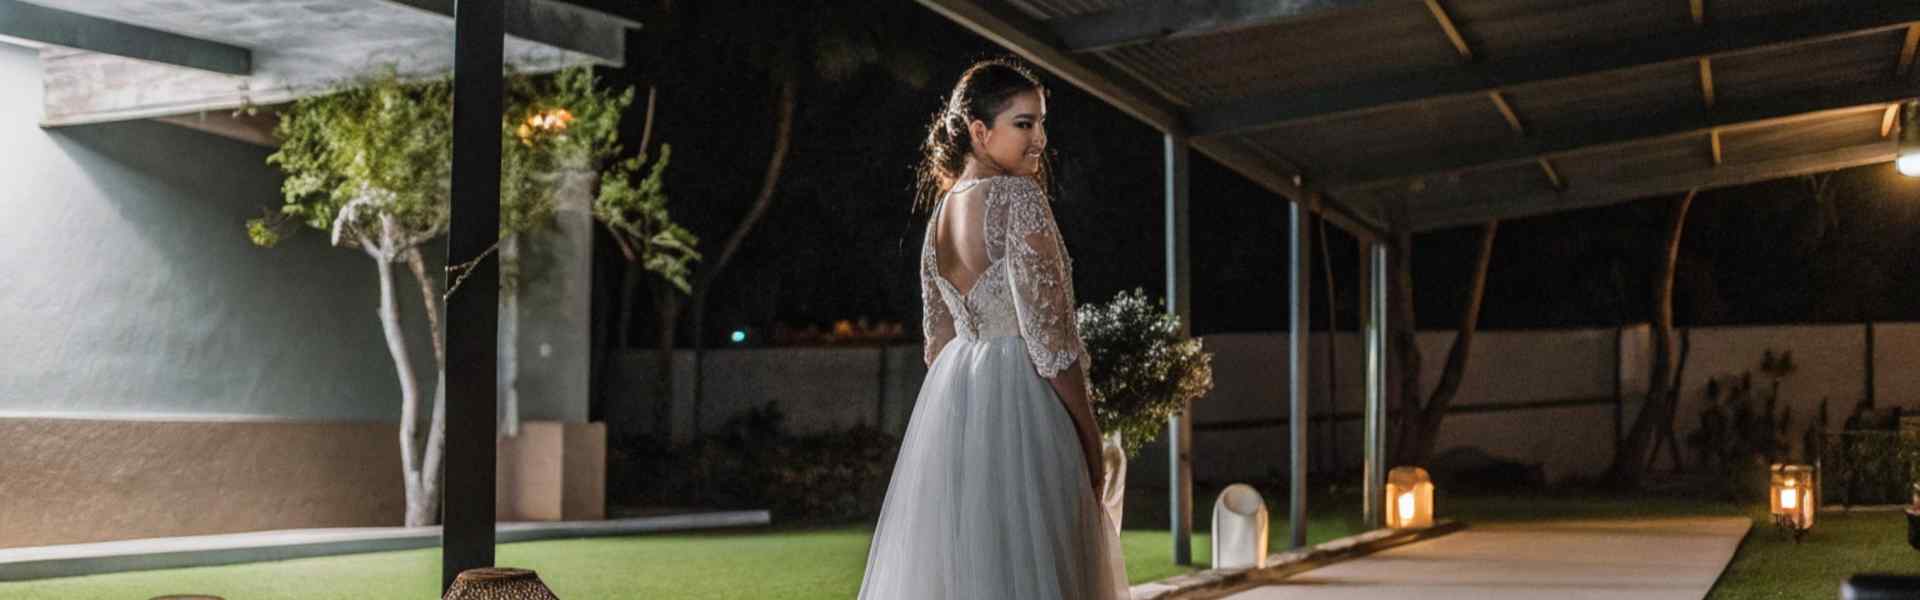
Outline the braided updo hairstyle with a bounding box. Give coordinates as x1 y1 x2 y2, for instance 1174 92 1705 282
913 57 1054 213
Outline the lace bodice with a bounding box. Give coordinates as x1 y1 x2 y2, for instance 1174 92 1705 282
921 175 1090 378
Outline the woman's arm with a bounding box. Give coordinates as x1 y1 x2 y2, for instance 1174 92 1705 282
999 176 1104 496
1047 362 1104 495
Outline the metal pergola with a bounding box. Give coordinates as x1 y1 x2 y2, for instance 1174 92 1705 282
915 0 1920 562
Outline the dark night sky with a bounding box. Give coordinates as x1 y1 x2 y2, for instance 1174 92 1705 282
597 3 1920 349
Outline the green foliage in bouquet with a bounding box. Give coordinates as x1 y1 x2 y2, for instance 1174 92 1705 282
1076 288 1213 459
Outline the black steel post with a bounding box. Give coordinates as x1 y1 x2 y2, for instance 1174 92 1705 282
442 0 504 592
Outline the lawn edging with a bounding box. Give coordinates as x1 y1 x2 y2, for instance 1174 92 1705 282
0 510 771 582
1128 520 1466 600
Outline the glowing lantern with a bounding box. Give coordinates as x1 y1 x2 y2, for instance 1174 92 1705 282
1769 463 1816 535
1385 466 1434 529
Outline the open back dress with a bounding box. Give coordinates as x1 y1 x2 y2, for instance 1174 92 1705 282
856 174 1129 599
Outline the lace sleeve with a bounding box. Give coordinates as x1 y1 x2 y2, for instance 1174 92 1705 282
920 219 956 367
999 177 1089 379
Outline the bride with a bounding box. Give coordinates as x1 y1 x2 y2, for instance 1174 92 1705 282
856 58 1129 599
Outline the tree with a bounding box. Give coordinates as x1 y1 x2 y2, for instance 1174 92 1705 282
250 71 455 526
594 85 699 436
639 1 932 440
1606 189 1697 487
1390 220 1499 466
252 66 688 525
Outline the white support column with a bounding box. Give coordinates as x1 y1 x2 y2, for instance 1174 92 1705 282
1164 133 1194 565
1362 241 1390 528
1288 199 1311 549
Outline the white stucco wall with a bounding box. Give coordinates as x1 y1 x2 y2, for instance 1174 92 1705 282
0 42 433 421
1672 324 1869 460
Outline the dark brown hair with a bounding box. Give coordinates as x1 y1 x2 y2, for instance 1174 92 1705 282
913 57 1053 213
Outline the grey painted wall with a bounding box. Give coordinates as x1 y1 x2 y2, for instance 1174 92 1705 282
0 42 435 421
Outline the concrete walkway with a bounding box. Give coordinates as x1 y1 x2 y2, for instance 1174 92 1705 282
0 510 770 582
1225 516 1751 599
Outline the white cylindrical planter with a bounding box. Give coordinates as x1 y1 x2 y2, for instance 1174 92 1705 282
1211 483 1269 569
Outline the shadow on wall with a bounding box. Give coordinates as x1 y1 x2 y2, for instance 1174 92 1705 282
4 116 433 419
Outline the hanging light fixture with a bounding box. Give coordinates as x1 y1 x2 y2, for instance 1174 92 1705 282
1898 101 1920 177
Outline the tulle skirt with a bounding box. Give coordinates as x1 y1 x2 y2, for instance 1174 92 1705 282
857 334 1129 600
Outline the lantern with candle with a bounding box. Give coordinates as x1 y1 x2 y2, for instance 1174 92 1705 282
1385 466 1434 529
1769 463 1815 540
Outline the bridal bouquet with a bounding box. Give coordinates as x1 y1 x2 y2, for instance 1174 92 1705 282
1076 288 1213 459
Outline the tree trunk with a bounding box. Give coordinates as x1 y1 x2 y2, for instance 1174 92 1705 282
405 248 446 370
1607 190 1696 487
618 258 640 350
402 245 448 526
366 233 431 527
1317 216 1341 474
687 76 798 436
1648 327 1692 472
654 284 681 441
1388 227 1423 466
1397 221 1497 466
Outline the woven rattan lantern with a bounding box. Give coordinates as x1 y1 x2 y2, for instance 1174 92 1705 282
1386 466 1434 529
444 567 559 600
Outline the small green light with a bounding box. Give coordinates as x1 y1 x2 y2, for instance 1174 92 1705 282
731 330 746 343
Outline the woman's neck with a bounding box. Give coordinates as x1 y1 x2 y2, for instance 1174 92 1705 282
958 156 1009 182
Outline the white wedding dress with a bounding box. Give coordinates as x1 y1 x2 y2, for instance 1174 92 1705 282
857 175 1129 599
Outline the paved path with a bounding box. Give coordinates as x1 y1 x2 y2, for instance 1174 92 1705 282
1225 516 1751 599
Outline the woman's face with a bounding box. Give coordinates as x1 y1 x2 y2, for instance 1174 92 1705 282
969 89 1047 177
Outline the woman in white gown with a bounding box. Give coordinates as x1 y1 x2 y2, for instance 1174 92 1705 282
857 58 1129 600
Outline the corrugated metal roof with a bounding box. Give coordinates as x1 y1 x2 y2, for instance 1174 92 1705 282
923 0 1920 234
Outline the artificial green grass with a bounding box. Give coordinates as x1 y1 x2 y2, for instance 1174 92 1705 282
0 526 1232 600
13 490 1903 599
0 528 872 600
1708 508 1920 600
0 484 1365 600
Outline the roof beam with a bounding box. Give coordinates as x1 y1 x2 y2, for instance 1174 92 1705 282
0 0 248 75
1195 137 1386 239
1488 91 1525 134
1422 0 1472 61
1052 0 1375 53
1408 140 1894 231
394 0 629 65
154 110 279 147
1322 78 1920 189
916 0 1182 134
1898 24 1919 77
1536 157 1563 190
1189 1 1920 137
1698 58 1715 108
